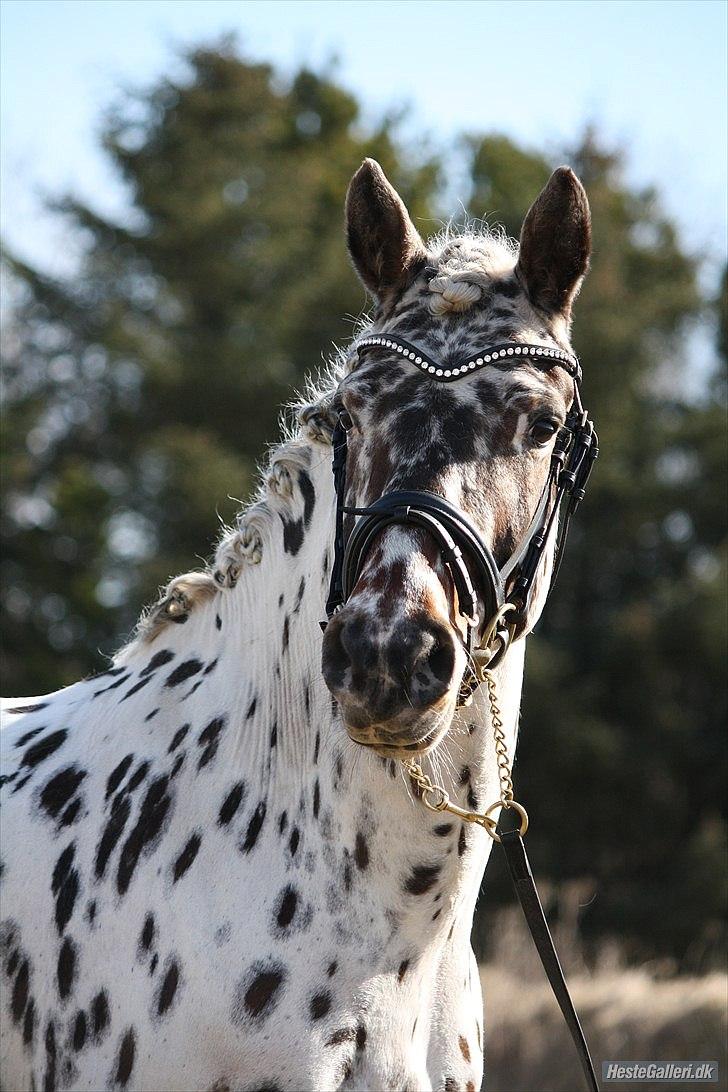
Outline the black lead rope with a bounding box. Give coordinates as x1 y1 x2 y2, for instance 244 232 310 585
499 828 599 1091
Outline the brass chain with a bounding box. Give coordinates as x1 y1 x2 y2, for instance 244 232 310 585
403 666 528 842
484 670 513 806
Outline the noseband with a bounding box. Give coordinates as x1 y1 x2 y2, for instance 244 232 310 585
322 334 598 701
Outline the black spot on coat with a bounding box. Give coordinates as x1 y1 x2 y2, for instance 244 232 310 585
126 761 149 793
140 649 174 676
115 1027 136 1086
105 755 134 799
275 885 298 929
310 990 332 1021
95 795 132 880
198 716 226 769
241 802 266 853
140 914 155 952
218 782 245 826
94 673 131 697
60 797 82 827
404 864 441 895
91 990 110 1037
44 1020 56 1092
354 832 369 871
157 960 180 1016
168 724 190 753
23 996 35 1046
52 843 79 934
165 659 203 688
237 962 286 1022
172 833 202 882
40 766 86 820
120 676 153 702
22 729 67 769
280 470 316 555
72 1010 86 1051
57 937 76 1000
15 726 44 747
11 957 29 1023
116 776 172 895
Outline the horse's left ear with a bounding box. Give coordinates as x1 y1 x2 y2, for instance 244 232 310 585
516 166 591 319
345 158 427 304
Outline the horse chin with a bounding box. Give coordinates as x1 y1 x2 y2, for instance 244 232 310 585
343 705 455 760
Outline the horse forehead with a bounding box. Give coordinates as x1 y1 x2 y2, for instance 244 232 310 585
352 362 562 465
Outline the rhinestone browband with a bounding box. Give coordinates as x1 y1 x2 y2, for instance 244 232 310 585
356 334 581 382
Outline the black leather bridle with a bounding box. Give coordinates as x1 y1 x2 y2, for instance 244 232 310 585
320 332 601 1091
323 333 598 700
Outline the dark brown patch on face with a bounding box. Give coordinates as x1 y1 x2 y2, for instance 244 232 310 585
459 1034 471 1062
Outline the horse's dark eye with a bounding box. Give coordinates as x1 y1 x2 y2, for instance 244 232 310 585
529 417 559 445
339 410 354 431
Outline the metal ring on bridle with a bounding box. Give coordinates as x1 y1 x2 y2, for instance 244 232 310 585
483 799 529 843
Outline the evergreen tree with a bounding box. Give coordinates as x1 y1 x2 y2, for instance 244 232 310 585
1 42 439 694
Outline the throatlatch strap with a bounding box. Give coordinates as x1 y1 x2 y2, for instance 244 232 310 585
500 830 600 1092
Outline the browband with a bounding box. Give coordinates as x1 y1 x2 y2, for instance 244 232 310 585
356 333 582 382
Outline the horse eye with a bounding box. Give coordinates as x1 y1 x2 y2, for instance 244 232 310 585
338 410 354 431
529 417 559 445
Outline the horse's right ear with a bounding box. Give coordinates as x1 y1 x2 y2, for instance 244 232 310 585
345 159 427 304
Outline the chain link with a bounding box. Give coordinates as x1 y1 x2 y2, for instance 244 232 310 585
402 663 528 841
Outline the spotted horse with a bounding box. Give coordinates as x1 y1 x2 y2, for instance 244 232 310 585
1 160 596 1092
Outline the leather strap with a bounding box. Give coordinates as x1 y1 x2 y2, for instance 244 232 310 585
341 490 505 625
500 829 600 1092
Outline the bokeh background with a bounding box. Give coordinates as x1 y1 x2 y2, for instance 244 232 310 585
1 2 726 1088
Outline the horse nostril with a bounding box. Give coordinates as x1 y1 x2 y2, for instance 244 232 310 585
321 619 352 691
426 638 455 685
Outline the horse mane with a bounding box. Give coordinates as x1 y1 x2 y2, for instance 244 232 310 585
119 360 344 658
118 223 518 658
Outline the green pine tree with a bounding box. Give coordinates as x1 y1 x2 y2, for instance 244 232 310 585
1 42 439 695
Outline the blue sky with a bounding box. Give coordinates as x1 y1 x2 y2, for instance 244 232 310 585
1 0 726 282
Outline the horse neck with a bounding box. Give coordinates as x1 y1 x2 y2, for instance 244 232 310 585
201 432 337 787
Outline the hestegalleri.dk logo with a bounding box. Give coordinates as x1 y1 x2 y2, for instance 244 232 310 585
603 1061 719 1082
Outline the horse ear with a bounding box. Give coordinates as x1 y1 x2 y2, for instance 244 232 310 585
516 166 591 319
346 159 427 304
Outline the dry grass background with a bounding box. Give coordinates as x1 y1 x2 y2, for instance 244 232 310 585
477 885 728 1092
